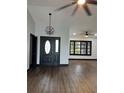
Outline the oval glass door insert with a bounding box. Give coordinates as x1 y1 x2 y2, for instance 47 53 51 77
45 40 51 54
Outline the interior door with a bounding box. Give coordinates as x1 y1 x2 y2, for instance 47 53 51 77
40 37 60 66
30 34 37 68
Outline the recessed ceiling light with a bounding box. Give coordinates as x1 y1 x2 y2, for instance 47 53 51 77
94 33 97 36
73 33 76 36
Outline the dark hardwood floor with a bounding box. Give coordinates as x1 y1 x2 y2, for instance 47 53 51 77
27 60 97 93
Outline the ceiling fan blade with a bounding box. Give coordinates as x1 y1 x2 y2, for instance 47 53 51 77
83 4 92 16
87 0 97 5
55 2 76 11
71 5 78 16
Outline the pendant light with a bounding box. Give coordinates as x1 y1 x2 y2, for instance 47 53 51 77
45 13 55 35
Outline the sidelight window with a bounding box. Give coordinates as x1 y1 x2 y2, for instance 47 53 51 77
55 40 59 52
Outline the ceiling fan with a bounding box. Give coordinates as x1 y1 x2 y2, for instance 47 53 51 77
83 31 96 37
55 0 97 16
73 31 96 37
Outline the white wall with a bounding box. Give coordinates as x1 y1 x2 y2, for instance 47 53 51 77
69 37 97 59
27 10 35 69
27 6 72 65
35 23 70 65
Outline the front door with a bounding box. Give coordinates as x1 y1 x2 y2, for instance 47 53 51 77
40 36 60 66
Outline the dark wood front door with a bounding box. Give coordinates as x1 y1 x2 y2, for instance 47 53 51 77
40 37 60 66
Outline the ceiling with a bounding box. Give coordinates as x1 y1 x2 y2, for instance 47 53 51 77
28 0 76 7
27 0 97 38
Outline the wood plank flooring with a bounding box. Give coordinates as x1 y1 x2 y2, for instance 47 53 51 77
27 60 97 93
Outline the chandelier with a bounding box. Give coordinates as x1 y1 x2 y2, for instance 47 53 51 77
45 13 55 35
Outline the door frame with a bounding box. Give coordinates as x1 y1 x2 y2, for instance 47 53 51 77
40 36 61 66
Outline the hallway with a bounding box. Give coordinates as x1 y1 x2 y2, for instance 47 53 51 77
27 60 97 93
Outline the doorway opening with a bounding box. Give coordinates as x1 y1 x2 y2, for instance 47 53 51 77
29 34 37 68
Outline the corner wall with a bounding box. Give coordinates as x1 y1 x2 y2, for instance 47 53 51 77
27 10 35 69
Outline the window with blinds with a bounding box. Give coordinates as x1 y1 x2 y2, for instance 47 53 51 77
70 40 92 56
